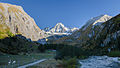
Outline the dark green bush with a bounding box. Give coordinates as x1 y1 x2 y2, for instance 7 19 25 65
0 35 38 54
55 45 88 59
59 57 80 68
38 44 46 52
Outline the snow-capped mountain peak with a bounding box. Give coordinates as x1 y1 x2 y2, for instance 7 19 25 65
82 14 112 30
44 23 79 35
56 23 64 27
50 22 69 33
92 14 112 25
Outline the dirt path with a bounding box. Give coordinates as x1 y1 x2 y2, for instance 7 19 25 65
17 59 46 68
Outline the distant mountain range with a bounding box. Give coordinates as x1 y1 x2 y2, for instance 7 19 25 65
39 23 79 44
43 23 79 35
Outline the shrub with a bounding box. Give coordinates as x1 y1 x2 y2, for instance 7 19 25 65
58 57 81 68
6 31 14 37
38 44 46 53
55 45 88 59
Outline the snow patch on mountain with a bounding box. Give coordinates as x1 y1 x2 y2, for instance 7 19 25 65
70 27 79 32
82 14 112 30
93 14 112 25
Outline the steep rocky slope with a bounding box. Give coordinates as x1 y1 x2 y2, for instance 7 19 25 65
85 14 120 52
0 3 45 41
53 15 112 45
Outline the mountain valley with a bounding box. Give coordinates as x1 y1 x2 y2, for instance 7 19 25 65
0 2 120 68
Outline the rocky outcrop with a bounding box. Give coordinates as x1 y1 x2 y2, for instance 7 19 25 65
0 3 45 41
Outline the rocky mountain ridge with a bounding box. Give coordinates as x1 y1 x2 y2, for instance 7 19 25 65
82 14 112 30
53 13 120 54
53 14 112 45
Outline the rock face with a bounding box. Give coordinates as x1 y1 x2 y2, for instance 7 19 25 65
88 14 120 52
0 3 45 41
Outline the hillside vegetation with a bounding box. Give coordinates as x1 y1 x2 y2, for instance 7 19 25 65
0 24 14 39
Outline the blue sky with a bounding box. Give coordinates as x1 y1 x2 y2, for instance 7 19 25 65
0 0 120 29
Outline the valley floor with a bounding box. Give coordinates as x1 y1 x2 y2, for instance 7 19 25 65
79 56 120 68
0 53 54 68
